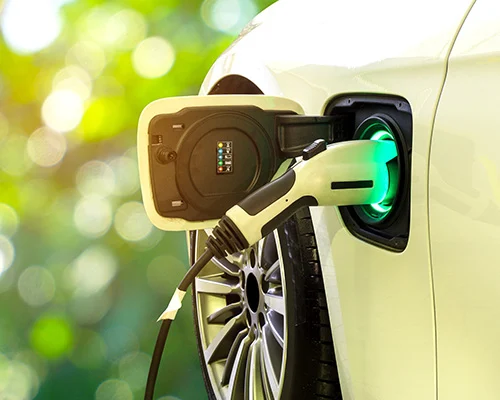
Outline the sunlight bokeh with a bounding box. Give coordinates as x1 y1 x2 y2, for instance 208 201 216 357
0 0 274 398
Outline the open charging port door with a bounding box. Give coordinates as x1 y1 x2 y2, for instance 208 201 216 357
138 95 333 231
324 94 412 251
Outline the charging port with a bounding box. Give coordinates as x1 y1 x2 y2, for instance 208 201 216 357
324 95 412 252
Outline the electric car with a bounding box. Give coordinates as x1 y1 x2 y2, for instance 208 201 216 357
151 0 500 399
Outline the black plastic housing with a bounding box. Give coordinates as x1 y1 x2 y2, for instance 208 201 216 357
148 106 293 221
324 94 412 252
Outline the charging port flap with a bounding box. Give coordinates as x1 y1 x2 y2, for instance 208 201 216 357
138 95 310 231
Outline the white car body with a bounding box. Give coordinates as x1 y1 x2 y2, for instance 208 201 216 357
198 0 500 399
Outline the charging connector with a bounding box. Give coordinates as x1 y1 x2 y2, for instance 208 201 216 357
207 138 397 256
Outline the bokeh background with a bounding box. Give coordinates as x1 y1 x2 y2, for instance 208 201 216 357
0 0 274 398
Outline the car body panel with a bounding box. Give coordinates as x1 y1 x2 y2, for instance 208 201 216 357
200 1 476 399
429 1 500 398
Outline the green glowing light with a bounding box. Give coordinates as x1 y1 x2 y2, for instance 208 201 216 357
370 202 392 213
370 130 393 141
356 120 400 223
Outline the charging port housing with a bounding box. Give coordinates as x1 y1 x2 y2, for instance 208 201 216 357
324 94 412 252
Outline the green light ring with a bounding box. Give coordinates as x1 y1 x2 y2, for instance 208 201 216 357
370 202 392 213
357 121 398 222
370 130 393 141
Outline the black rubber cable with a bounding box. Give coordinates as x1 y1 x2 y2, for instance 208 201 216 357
178 249 214 292
144 248 214 400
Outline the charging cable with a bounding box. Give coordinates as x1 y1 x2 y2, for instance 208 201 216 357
144 138 397 399
144 249 213 400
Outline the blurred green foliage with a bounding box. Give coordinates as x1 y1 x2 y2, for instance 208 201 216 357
0 0 275 398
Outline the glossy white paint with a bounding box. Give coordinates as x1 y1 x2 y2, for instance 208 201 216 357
200 0 475 399
429 1 500 398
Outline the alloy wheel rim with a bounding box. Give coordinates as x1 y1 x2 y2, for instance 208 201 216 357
194 232 286 399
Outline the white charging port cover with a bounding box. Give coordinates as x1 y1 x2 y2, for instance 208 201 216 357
138 95 304 232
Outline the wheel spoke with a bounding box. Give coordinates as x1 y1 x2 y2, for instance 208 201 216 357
260 340 274 400
227 252 245 268
221 328 248 386
260 234 278 270
266 310 284 348
264 260 281 283
205 313 245 363
195 275 239 295
261 325 281 398
257 240 264 264
207 302 243 324
212 257 240 277
264 288 285 315
245 339 265 400
228 332 253 400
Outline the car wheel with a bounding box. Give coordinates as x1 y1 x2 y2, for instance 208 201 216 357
191 207 342 399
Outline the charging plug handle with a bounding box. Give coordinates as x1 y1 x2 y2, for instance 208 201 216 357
207 139 397 257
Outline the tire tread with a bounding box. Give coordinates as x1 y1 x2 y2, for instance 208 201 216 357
295 212 342 399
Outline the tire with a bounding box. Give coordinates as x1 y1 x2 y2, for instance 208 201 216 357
191 207 342 399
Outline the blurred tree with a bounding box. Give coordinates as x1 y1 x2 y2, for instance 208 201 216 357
0 0 275 399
